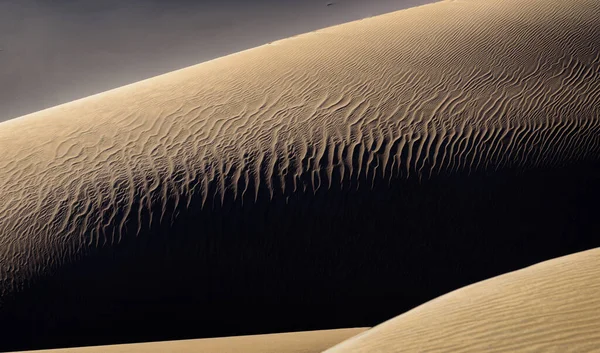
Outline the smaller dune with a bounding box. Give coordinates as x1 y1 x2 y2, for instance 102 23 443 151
12 328 367 353
326 248 600 352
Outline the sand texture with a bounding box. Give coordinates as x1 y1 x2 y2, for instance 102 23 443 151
12 328 367 353
0 0 599 350
325 248 600 352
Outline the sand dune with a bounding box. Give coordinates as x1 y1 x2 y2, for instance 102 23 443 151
325 248 600 352
13 328 367 353
0 0 599 350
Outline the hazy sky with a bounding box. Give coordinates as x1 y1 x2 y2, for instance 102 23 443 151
0 0 434 122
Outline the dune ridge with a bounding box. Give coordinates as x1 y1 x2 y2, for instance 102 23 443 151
0 0 599 350
1 0 599 296
325 248 600 352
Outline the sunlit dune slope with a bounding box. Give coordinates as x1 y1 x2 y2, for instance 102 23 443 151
12 328 367 353
0 0 599 350
325 248 600 352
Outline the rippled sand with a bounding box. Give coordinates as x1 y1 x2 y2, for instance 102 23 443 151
326 248 600 352
1 0 598 350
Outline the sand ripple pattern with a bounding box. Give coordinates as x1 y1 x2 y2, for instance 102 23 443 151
326 248 600 353
1 0 599 298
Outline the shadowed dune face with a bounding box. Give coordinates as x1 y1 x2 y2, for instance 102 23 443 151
0 0 599 350
325 248 600 353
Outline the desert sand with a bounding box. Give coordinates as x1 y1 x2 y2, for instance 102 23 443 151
325 248 600 352
0 0 599 350
14 328 367 353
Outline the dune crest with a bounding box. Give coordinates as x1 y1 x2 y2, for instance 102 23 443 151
0 0 599 350
1 0 598 294
325 248 600 352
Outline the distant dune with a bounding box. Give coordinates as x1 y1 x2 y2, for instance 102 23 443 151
14 328 367 353
326 248 600 352
0 0 599 350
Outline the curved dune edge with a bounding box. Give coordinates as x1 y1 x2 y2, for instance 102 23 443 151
1 0 599 298
11 328 368 353
0 0 599 350
325 248 600 352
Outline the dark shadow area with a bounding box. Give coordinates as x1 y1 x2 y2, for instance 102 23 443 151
1 159 599 351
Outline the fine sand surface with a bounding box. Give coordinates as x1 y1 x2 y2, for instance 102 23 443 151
14 328 367 353
325 248 600 352
1 0 599 350
0 0 437 122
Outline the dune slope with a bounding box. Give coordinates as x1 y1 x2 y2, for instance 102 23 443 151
14 328 367 353
0 0 599 350
326 248 600 352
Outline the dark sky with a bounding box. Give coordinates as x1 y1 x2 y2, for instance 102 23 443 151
0 0 434 122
